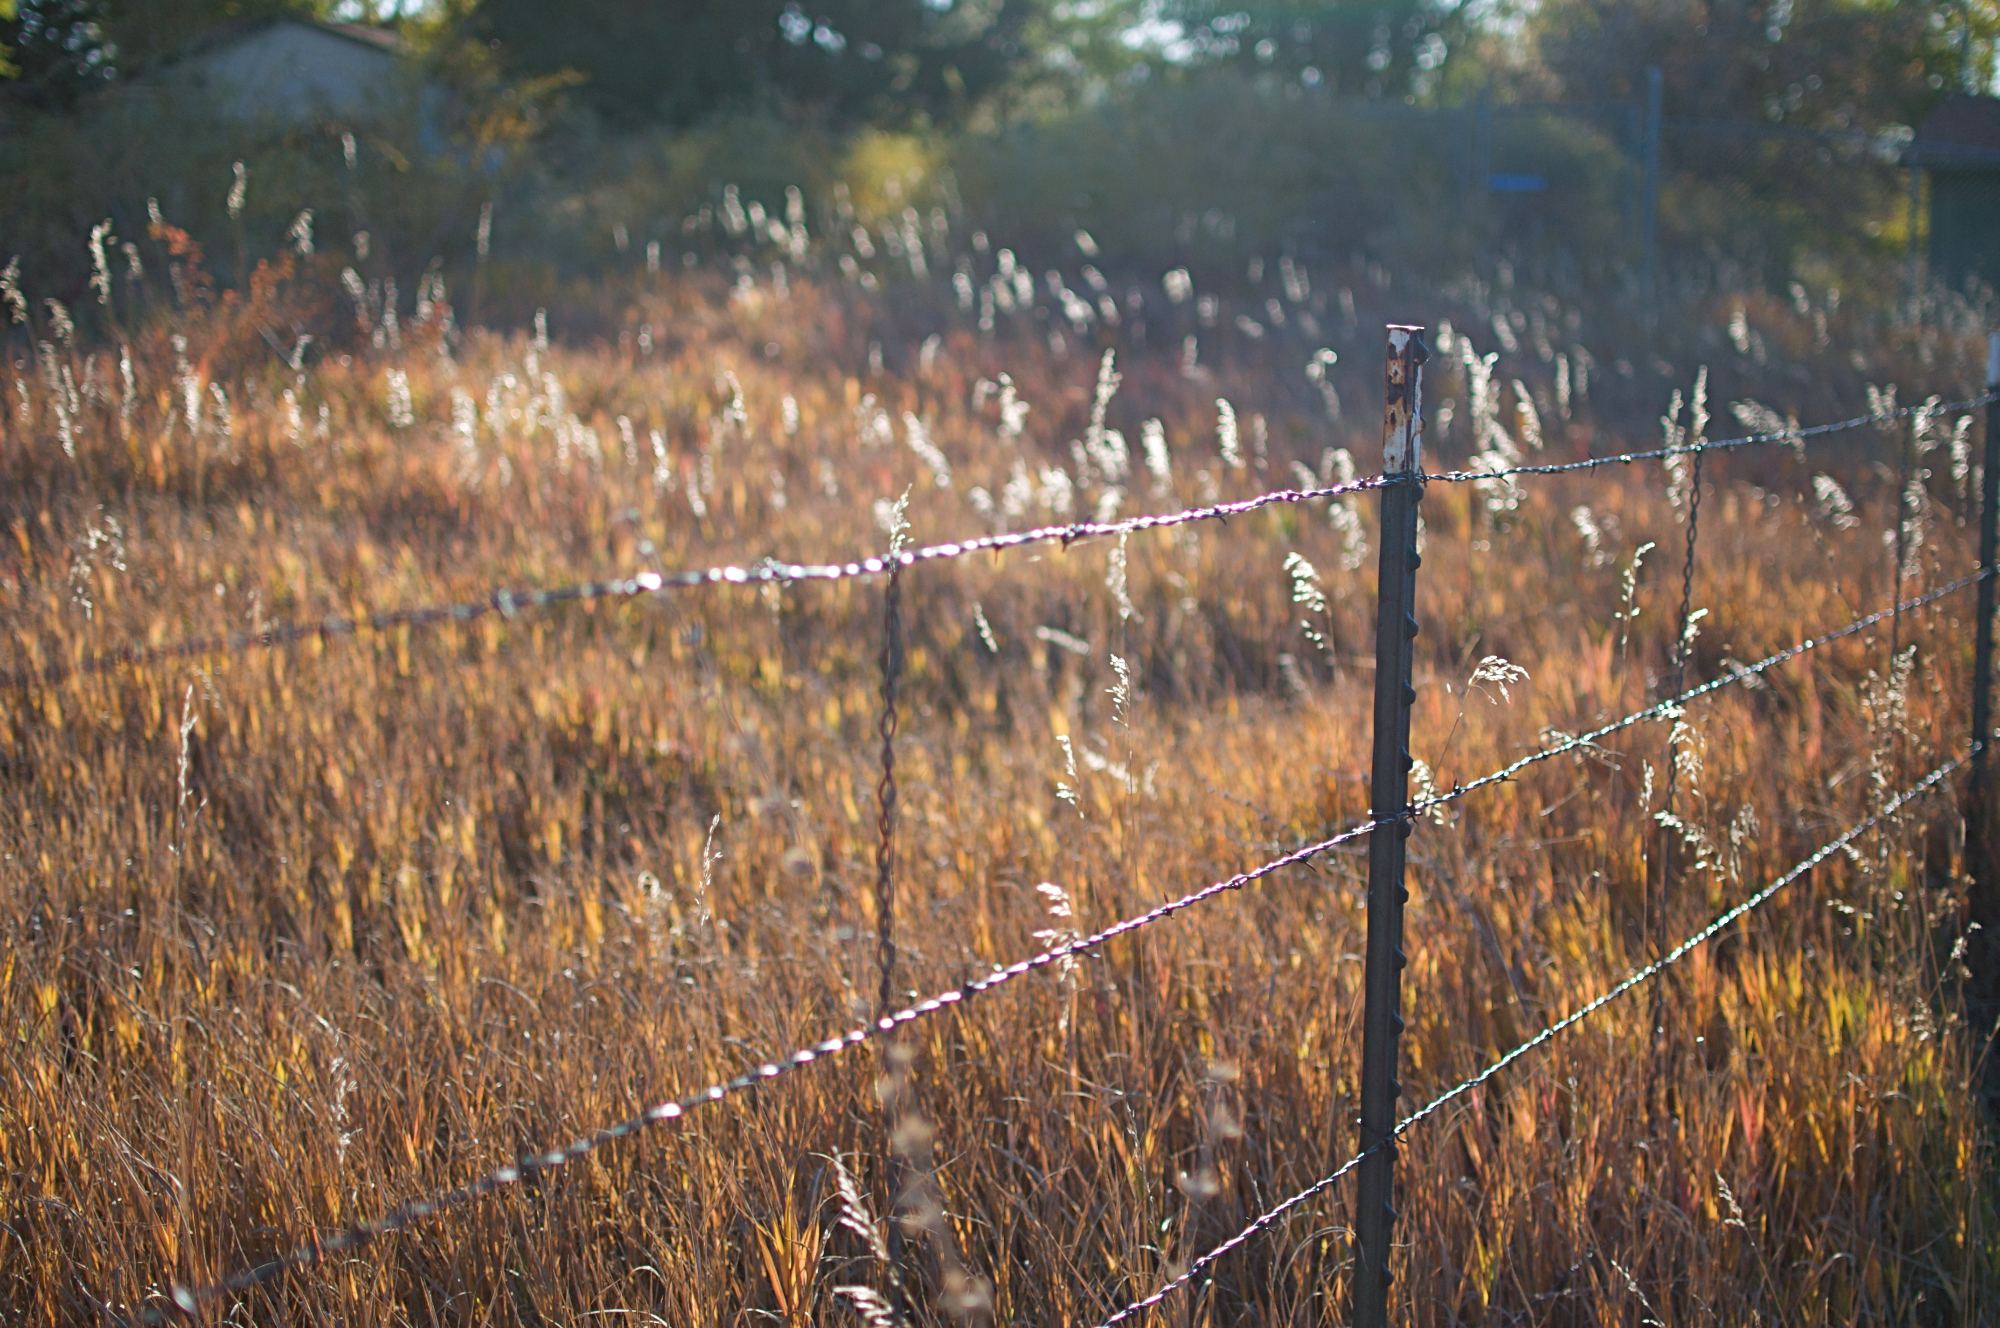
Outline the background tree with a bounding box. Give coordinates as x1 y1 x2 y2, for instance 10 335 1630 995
0 0 325 107
470 0 1045 130
1524 0 1999 130
0 0 116 108
95 0 314 75
1131 0 1505 104
0 0 17 78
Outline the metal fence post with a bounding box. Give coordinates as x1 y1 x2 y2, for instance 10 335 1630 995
1968 333 2000 1037
1354 325 1428 1328
1642 65 1663 300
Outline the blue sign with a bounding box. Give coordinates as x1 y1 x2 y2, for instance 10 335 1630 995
1488 174 1549 193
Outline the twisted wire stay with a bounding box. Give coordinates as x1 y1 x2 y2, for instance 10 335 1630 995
873 561 912 1321
1658 440 1705 961
875 566 904 1018
1890 410 1915 668
1090 750 1967 1328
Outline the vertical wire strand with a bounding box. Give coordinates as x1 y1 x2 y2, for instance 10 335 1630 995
876 565 904 1017
1891 411 1915 670
1652 442 1704 1114
1658 444 1705 942
874 562 911 1322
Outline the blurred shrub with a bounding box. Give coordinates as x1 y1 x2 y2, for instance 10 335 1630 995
0 54 1961 363
948 74 1636 290
0 38 555 332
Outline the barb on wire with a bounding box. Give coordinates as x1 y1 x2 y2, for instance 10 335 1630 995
1092 750 1967 1328
1428 391 1999 483
135 819 1388 1322
6 477 1395 695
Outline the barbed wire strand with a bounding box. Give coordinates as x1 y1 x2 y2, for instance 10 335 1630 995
134 820 1390 1323
1091 750 1967 1328
19 390 2000 700
1428 391 1999 484
132 567 1981 1321
24 381 1996 698
1428 569 1983 813
6 478 1393 694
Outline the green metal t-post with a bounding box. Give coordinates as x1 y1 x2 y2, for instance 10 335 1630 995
1353 325 1427 1328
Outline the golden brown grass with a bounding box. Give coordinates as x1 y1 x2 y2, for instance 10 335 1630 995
1 266 1995 1326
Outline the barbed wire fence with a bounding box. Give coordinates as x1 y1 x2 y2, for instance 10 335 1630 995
86 557 1983 1323
13 388 1997 698
1092 748 1973 1328
11 330 1996 1326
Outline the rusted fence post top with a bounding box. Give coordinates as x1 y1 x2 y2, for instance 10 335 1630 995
1383 325 1430 475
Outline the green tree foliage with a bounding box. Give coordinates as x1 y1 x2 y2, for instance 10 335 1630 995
0 0 326 106
471 0 1044 130
92 0 315 75
0 0 20 79
1132 0 1496 103
1513 1 2000 285
1525 0 1999 130
0 0 116 107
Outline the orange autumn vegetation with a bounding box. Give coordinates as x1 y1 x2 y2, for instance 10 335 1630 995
1 260 1995 1326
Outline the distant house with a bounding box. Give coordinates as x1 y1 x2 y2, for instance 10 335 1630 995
166 17 411 125
1914 95 2000 294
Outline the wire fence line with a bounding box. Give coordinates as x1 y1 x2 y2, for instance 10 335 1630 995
1431 569 1986 811
1091 748 1970 1328
1427 390 2000 483
135 566 1979 1320
15 385 1993 696
4 476 1391 694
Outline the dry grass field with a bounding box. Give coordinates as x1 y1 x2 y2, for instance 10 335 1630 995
2 249 1997 1325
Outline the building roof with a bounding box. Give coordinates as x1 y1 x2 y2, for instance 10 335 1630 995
1914 95 2000 169
179 16 407 63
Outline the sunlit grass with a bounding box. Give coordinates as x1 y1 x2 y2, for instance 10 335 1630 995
1 262 1994 1326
